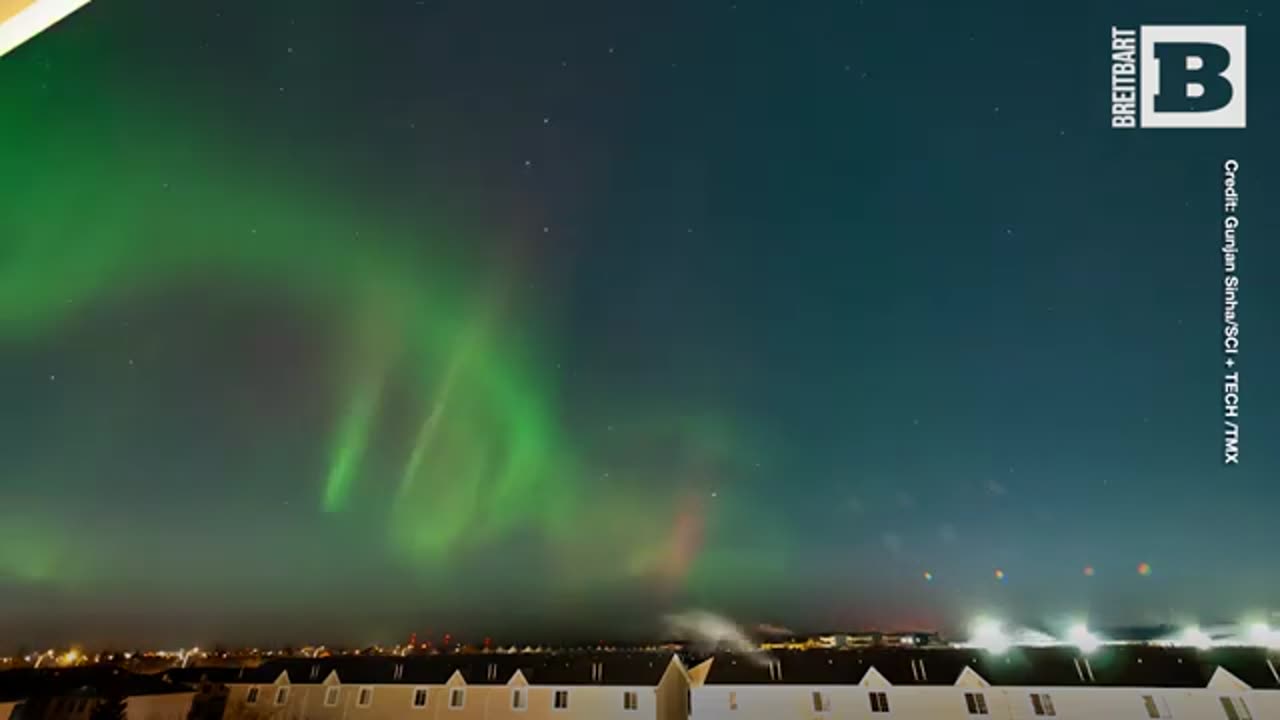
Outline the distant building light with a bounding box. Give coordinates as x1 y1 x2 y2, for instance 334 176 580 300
969 618 1010 654
1178 627 1213 650
1246 623 1279 648
1067 624 1101 654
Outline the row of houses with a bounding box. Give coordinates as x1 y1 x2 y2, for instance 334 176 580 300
218 645 1280 719
5 645 1280 720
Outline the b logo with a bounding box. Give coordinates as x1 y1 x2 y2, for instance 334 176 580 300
1141 25 1246 128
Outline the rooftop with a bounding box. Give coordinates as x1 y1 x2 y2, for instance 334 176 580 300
695 646 1280 689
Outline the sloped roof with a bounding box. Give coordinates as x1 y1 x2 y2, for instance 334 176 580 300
156 667 245 686
230 653 677 687
702 650 860 684
1084 646 1206 687
517 654 672 686
867 649 973 685
1198 649 1280 690
697 646 1280 689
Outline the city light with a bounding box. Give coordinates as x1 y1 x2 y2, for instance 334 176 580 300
968 618 1010 654
1067 624 1100 654
1178 626 1213 650
1246 623 1279 648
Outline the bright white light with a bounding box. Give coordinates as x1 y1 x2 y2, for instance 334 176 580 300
969 618 1010 654
1246 623 1278 648
1067 624 1101 654
1179 627 1213 650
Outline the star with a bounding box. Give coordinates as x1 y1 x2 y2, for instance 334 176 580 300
1226 358 1235 368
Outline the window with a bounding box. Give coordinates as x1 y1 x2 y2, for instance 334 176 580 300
511 689 526 710
1142 695 1171 719
412 688 428 709
1221 697 1252 720
246 687 260 705
274 687 290 706
623 691 638 711
812 691 830 712
965 692 988 715
553 690 569 710
357 687 373 708
324 687 340 707
869 692 890 713
728 691 737 711
449 689 464 709
1030 693 1056 716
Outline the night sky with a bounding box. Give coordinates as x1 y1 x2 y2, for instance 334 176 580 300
1 0 1277 651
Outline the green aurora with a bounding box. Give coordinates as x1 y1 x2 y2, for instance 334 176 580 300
0 24 788 602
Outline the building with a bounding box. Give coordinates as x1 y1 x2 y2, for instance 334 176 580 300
222 652 691 720
0 667 195 720
154 667 243 720
687 646 1280 719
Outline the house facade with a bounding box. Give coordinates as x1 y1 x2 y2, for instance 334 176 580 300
222 653 690 720
687 646 1280 719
